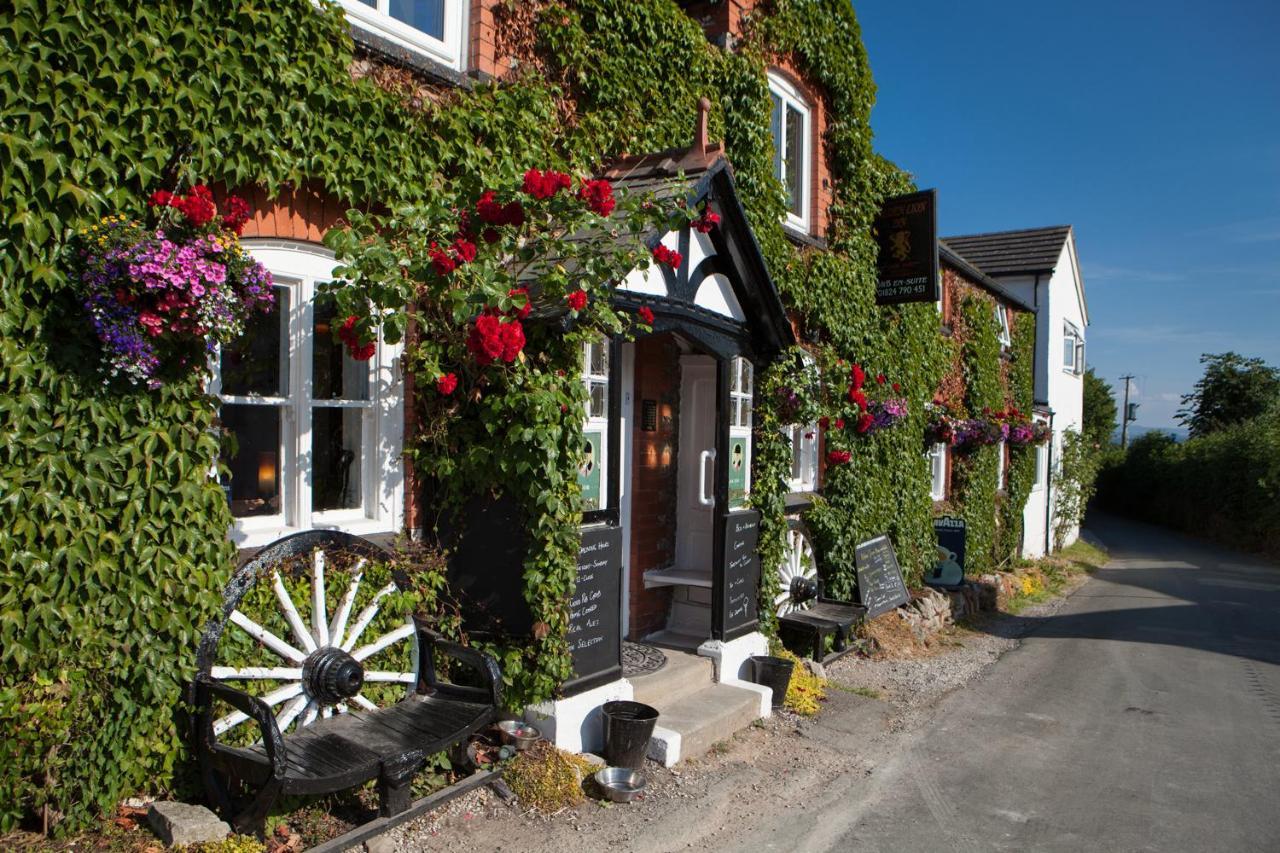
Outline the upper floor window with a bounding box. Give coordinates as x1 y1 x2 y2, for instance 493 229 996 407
213 243 403 548
785 423 819 494
995 303 1012 347
1063 321 1084 375
579 339 610 512
340 0 467 71
768 72 811 233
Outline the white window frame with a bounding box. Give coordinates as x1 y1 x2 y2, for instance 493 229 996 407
928 442 947 501
581 339 610 512
337 0 467 71
767 72 812 233
995 303 1012 347
1033 441 1048 489
996 439 1008 491
729 356 753 506
1063 321 1084 375
785 423 819 494
212 241 404 549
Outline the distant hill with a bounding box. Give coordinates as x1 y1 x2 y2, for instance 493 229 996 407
1112 424 1189 444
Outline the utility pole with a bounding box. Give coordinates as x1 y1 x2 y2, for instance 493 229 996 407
1119 374 1135 448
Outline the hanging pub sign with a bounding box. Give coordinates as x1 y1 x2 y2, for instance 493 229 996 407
873 188 939 305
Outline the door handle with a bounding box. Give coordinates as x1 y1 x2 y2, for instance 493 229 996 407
698 449 716 507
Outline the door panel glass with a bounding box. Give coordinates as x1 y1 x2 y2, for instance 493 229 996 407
220 404 282 517
312 408 363 511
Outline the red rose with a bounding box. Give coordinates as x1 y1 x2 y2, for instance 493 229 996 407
436 372 458 395
637 306 655 325
523 168 572 200
148 190 173 208
567 290 588 311
482 227 501 244
501 201 525 227
850 363 865 391
429 243 456 276
692 208 721 233
498 318 525 362
221 195 252 235
892 382 901 393
508 286 532 319
875 373 886 385
652 244 682 269
477 190 505 224
467 311 505 366
452 237 477 263
856 413 874 434
835 418 845 430
848 389 867 410
819 416 830 430
578 179 616 216
826 449 851 466
348 341 376 361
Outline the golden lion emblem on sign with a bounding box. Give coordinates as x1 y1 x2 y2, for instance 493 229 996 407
889 229 911 262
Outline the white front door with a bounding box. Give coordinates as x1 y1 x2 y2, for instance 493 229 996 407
675 355 718 575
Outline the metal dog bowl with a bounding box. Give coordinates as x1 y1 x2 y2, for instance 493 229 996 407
496 720 541 750
594 766 646 803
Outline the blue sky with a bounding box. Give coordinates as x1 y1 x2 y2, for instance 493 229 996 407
855 1 1280 428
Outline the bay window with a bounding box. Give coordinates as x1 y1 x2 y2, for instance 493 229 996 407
213 243 403 548
768 72 811 232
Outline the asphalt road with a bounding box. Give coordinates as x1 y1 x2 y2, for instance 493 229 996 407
790 513 1280 852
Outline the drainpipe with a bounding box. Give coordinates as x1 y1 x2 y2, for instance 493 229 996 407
1044 408 1055 555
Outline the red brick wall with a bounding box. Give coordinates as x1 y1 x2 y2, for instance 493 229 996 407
628 334 682 639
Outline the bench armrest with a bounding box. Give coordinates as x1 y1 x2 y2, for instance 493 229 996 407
413 617 503 708
194 678 288 777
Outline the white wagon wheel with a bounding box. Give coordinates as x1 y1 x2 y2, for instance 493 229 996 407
776 519 819 616
195 531 419 744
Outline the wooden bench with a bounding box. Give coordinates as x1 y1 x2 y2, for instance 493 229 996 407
778 598 866 662
191 531 501 834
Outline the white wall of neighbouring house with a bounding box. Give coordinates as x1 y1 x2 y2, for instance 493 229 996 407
994 235 1088 556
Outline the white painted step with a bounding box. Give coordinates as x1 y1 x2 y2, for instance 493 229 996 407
646 682 762 767
630 649 714 708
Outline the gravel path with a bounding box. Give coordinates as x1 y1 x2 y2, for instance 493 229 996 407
377 574 1089 853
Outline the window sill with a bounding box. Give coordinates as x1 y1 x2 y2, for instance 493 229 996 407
349 22 470 89
782 222 827 251
783 491 818 513
229 517 399 551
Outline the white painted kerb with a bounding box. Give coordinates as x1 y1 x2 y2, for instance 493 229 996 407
698 631 772 717
523 678 633 754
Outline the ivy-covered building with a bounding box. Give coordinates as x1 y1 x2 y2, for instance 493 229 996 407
2 0 1081 834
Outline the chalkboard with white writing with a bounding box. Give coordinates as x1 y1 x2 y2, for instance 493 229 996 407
855 535 910 618
721 509 762 636
566 524 623 694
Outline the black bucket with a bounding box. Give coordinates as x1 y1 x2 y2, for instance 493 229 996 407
601 700 659 769
749 655 795 709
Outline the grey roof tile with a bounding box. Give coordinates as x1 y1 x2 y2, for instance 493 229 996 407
940 225 1071 276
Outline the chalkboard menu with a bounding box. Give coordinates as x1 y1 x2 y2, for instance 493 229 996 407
855 535 910 618
930 516 967 588
566 524 623 694
721 509 761 636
